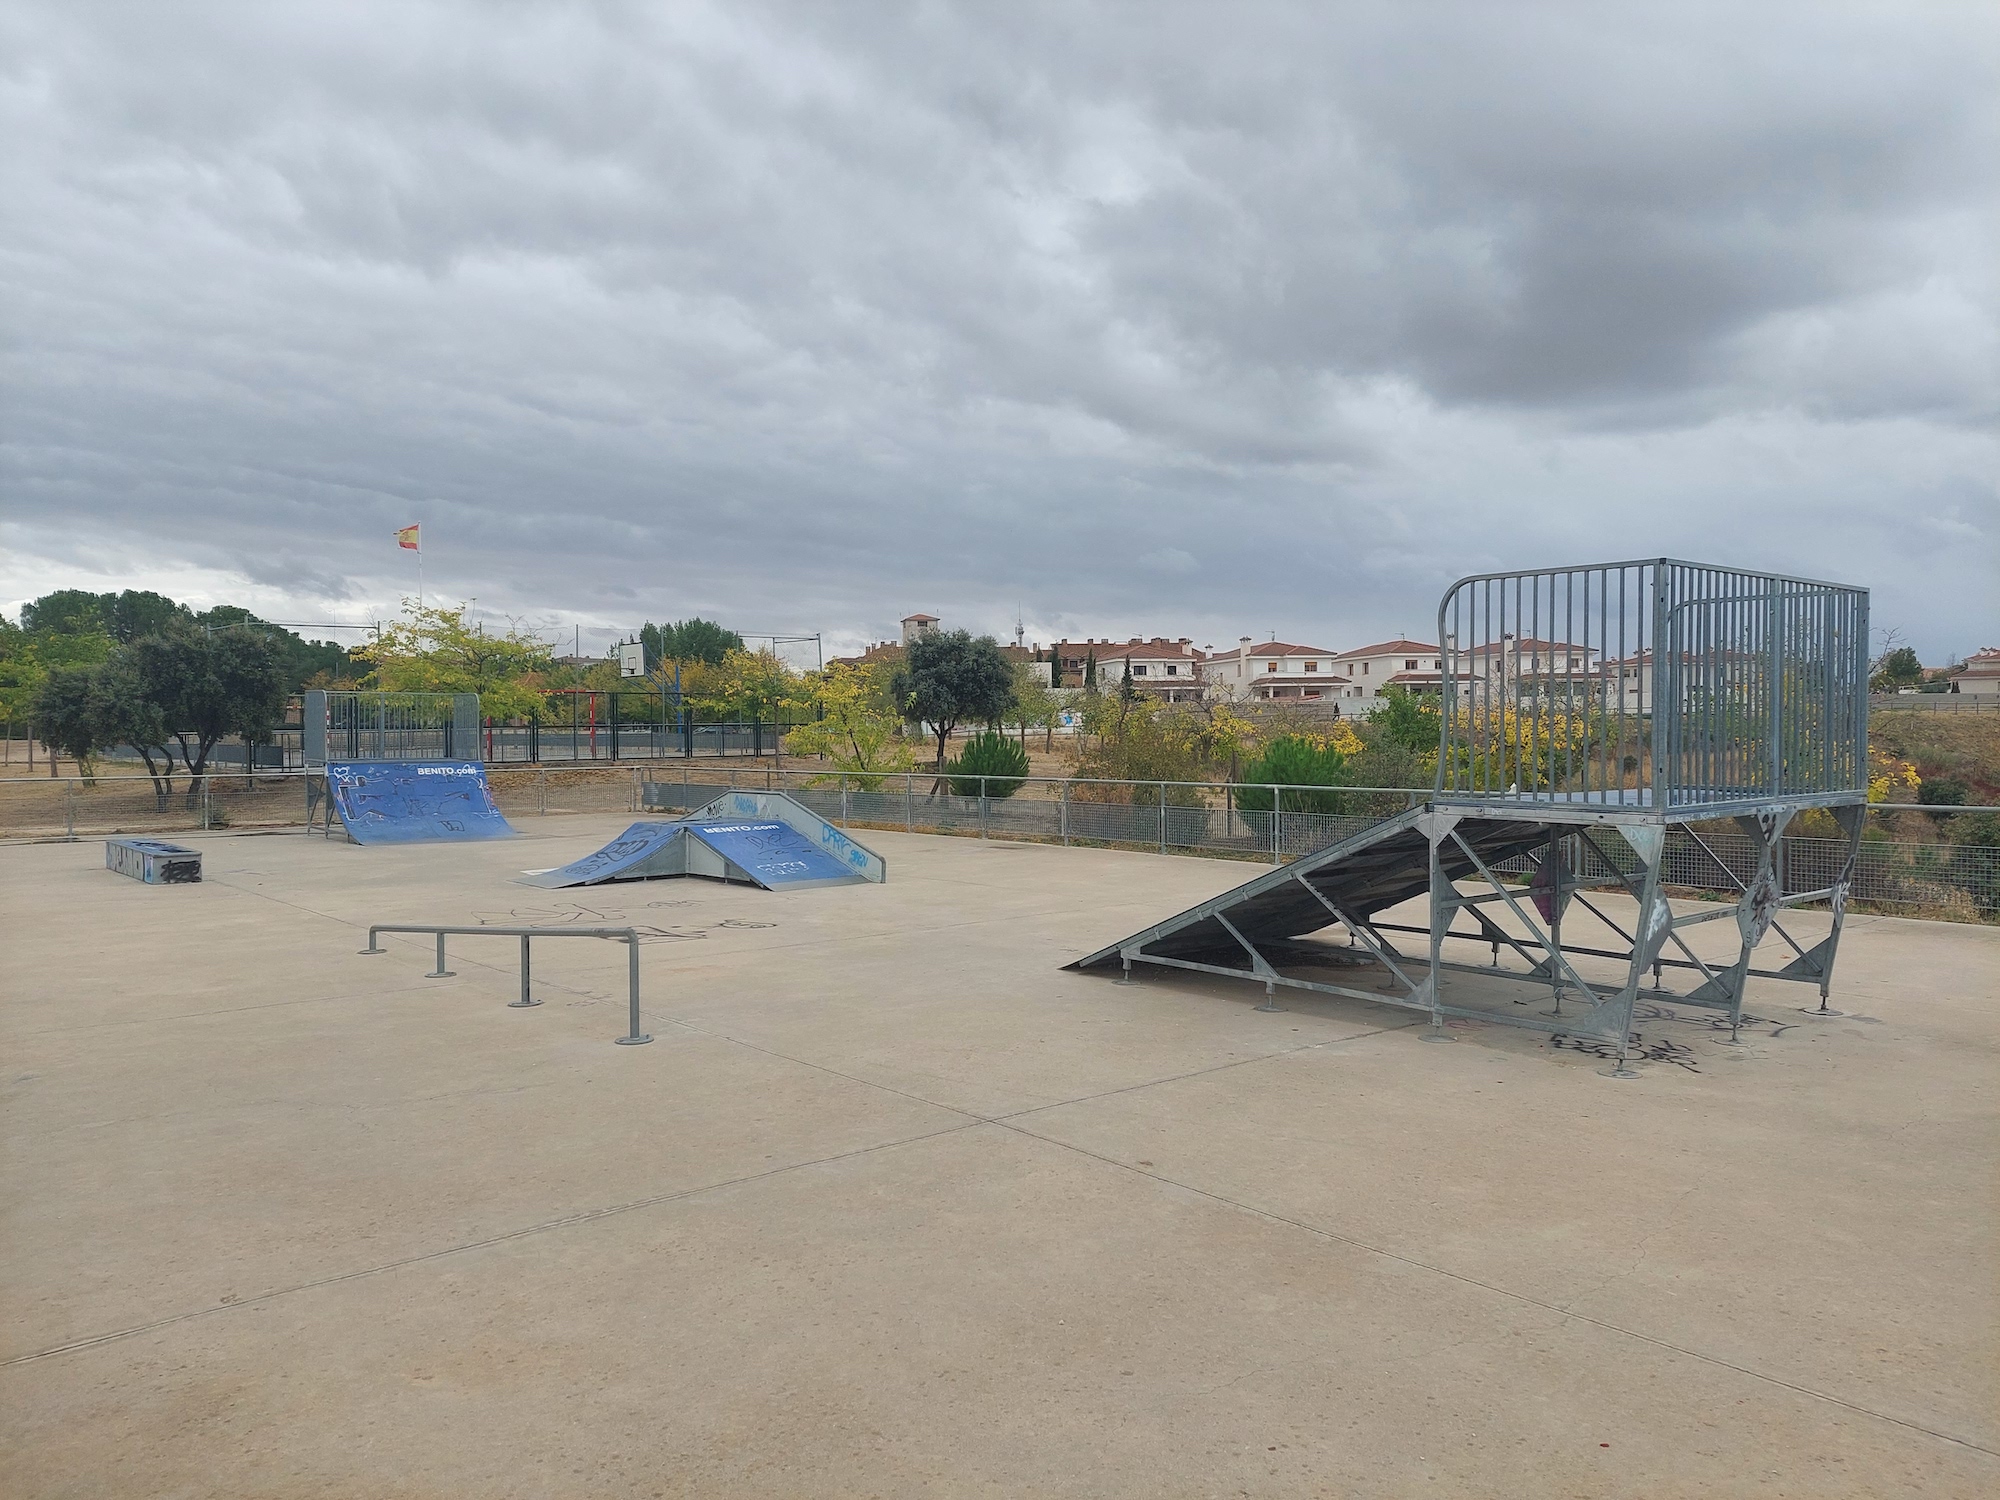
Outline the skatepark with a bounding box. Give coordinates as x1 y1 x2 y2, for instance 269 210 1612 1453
3 808 1996 1496
4 560 1997 1497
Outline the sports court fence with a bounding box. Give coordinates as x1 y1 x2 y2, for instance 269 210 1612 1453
2 767 1994 921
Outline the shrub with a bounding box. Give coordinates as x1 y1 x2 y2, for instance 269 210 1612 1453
1918 776 1969 807
1234 734 1350 814
945 731 1029 798
1950 809 2000 849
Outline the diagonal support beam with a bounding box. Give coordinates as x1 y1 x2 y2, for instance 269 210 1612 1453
1291 871 1423 994
1448 830 1601 1003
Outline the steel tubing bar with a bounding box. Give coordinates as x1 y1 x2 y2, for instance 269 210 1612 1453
359 924 651 1045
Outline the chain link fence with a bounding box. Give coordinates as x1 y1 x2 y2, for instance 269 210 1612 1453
4 765 1993 922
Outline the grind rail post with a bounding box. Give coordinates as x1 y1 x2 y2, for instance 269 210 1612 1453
358 924 652 1045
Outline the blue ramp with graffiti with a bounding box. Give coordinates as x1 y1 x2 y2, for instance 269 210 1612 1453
517 791 885 890
517 821 690 888
687 819 863 889
326 761 517 844
684 790 888 884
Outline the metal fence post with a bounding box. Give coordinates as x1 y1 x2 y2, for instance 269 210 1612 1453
905 772 913 832
201 780 211 831
538 768 547 815
1271 784 1281 865
840 773 849 827
1158 781 1167 854
631 766 640 813
980 776 989 839
65 781 75 840
1061 778 1069 846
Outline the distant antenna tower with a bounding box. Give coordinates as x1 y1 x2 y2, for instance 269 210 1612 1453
1015 608 1025 650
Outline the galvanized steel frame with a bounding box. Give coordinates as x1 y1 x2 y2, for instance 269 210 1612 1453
1080 558 1873 1076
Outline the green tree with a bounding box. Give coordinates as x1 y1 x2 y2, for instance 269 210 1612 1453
1349 687 1442 788
1008 661 1064 751
891 630 1016 771
112 590 193 642
21 589 114 636
30 654 175 791
130 629 289 787
694 648 804 721
351 602 552 720
30 667 108 779
1235 734 1352 814
641 618 745 668
1871 645 1923 693
784 661 915 787
945 731 1029 797
197 606 349 690
1 624 116 770
92 651 175 801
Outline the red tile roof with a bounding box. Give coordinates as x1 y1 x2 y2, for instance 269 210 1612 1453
1222 642 1335 658
1336 638 1438 658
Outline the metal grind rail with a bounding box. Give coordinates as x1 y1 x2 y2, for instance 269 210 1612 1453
358 924 652 1045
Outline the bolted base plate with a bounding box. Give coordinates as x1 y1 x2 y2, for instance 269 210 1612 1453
508 998 542 1008
425 970 456 979
614 1033 654 1046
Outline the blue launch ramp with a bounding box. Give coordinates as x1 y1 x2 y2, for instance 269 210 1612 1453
518 790 885 890
325 761 517 844
516 821 690 887
685 818 864 889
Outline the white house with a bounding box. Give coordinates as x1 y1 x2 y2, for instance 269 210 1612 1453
1459 636 1602 693
1061 637 1207 702
1047 637 1205 699
1330 638 1444 708
1949 647 2000 697
1604 650 1653 712
1204 638 1348 703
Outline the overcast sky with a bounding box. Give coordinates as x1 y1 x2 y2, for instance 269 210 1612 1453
3 1 1996 664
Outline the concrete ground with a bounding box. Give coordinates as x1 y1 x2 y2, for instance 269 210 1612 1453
2 817 1995 1498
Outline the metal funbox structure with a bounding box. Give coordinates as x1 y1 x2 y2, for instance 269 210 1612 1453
1071 560 1872 1073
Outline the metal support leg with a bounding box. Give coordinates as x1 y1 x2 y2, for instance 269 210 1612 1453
1421 814 1453 1041
1115 953 1135 986
615 936 652 1044
1799 803 1863 1018
1256 977 1281 1013
510 933 540 1006
426 932 455 978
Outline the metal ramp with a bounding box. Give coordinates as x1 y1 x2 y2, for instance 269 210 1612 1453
324 761 516 844
519 791 886 891
1071 558 1873 1075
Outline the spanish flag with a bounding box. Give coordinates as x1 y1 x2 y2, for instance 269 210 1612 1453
395 525 421 552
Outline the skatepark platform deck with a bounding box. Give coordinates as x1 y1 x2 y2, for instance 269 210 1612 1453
3 817 1995 1497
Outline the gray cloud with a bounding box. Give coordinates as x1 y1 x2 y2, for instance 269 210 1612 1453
2 0 1995 661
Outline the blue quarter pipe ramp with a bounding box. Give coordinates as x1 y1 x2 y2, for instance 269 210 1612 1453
325 761 517 844
519 791 885 890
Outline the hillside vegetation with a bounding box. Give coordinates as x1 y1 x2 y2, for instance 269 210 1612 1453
1872 710 2000 805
